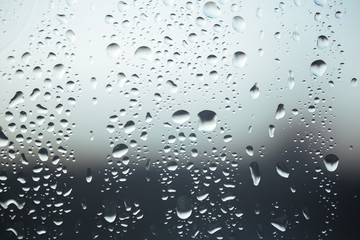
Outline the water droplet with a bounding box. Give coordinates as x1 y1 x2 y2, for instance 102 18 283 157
163 0 174 6
246 146 254 156
271 213 288 232
117 1 129 12
134 46 152 61
335 11 342 19
176 196 192 219
302 207 310 220
38 148 49 162
112 144 129 158
351 78 358 87
314 0 326 7
106 43 121 59
323 154 339 172
9 91 24 108
53 64 66 79
288 70 295 90
167 161 178 171
86 168 92 183
269 125 275 138
65 29 75 42
232 51 247 68
232 16 246 32
310 60 327 77
275 104 285 120
104 201 117 223
317 35 329 49
172 110 190 124
198 110 217 131
203 2 221 19
276 162 289 178
0 127 9 147
250 83 259 99
249 161 261 186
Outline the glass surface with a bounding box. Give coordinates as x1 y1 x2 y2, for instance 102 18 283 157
0 0 359 239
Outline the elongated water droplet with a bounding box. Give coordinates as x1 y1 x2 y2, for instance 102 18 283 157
86 168 92 183
104 201 117 223
249 161 261 186
271 213 288 232
232 51 247 68
269 125 275 138
250 83 259 99
275 104 285 120
9 91 24 108
288 70 295 90
176 196 192 219
276 162 289 178
65 29 75 42
302 207 310 220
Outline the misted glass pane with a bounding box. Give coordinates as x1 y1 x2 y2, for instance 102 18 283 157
0 0 359 239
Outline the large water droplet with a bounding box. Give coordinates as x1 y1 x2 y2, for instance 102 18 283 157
271 213 288 232
176 196 192 219
232 16 245 32
65 30 75 43
53 64 66 79
104 201 117 223
38 148 49 162
232 51 247 68
203 2 221 19
9 91 24 108
134 46 152 61
198 110 217 131
106 43 121 59
275 104 285 120
112 144 129 158
323 154 339 172
276 162 289 178
310 60 327 77
317 35 329 49
172 110 190 124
